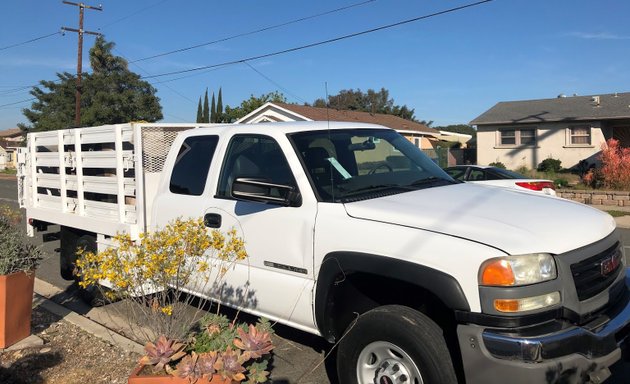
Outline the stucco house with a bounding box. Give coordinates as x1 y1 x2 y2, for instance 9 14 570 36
0 128 24 169
471 92 630 170
236 102 441 149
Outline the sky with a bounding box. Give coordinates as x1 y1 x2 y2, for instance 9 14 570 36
1 0 629 131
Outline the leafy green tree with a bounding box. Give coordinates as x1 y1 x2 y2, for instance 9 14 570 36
196 97 203 123
203 89 210 123
224 91 286 122
20 36 162 131
312 88 416 121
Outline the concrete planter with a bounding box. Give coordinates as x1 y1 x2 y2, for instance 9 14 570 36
128 364 233 384
0 270 35 348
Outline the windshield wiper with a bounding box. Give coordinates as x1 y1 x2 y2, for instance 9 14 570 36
408 177 454 188
340 184 412 199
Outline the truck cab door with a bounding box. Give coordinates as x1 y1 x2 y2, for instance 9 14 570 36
153 133 317 332
206 134 316 330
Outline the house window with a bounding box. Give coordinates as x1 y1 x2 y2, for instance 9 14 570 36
520 129 536 145
499 128 536 146
569 125 591 145
500 130 516 145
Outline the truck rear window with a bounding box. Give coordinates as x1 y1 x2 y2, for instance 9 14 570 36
169 136 219 196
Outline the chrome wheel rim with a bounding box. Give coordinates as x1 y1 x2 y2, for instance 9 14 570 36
356 341 423 384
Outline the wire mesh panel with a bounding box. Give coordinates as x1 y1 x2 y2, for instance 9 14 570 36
141 126 193 173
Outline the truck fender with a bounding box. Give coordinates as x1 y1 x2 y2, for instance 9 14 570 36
314 251 470 342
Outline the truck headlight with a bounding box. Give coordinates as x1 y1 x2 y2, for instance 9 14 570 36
479 253 556 286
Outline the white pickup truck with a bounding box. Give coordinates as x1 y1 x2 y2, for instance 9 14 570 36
19 121 630 384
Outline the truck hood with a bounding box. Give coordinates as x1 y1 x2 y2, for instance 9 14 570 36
343 183 616 255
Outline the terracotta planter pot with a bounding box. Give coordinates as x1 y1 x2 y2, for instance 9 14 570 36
128 364 233 384
0 270 35 348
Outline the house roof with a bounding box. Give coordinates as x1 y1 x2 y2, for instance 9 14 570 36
237 102 439 136
0 128 22 138
275 103 439 135
470 92 630 125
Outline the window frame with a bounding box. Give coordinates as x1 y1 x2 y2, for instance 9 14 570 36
497 127 537 147
567 124 592 146
216 134 298 201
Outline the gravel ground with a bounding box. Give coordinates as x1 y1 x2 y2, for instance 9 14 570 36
0 306 140 384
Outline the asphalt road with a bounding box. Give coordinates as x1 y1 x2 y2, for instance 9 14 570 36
2 176 630 383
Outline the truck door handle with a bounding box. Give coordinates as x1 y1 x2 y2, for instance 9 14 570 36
203 213 222 228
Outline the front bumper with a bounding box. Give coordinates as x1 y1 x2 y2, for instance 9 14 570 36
457 269 630 384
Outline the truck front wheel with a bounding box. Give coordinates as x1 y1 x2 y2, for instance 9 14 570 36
337 305 457 384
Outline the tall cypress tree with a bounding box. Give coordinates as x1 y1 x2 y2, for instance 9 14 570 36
203 89 210 123
216 87 223 123
196 97 203 123
210 93 216 123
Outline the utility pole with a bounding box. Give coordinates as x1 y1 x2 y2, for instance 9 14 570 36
62 1 102 127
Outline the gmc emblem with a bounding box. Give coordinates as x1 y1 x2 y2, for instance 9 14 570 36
601 250 622 276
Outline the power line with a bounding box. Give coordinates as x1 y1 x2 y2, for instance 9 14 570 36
96 0 170 30
0 85 33 97
112 47 197 105
0 98 36 109
0 31 61 52
142 0 493 81
0 0 376 101
131 0 376 63
243 62 306 104
150 66 230 85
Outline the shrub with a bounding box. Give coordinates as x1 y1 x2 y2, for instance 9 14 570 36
76 217 248 341
538 158 562 173
0 205 42 275
488 161 506 169
598 138 630 190
515 166 530 177
554 177 569 188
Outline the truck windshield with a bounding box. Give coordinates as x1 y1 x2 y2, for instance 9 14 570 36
289 129 455 202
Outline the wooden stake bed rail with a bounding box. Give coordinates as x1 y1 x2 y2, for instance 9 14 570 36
18 123 204 239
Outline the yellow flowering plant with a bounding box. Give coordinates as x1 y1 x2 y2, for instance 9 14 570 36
76 217 274 382
75 217 248 343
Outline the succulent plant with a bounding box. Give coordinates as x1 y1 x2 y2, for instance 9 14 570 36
215 346 246 382
174 352 201 382
174 351 221 383
233 324 274 359
139 335 187 371
197 351 219 376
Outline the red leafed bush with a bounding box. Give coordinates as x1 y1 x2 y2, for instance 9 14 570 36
596 139 630 190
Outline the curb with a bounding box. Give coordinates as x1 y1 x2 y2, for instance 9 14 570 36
33 278 144 355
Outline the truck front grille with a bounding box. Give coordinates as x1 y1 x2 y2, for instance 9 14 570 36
571 242 623 301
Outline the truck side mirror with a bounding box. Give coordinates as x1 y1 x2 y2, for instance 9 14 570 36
231 177 302 207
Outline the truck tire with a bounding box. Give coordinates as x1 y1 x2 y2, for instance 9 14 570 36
74 234 108 307
60 227 79 280
337 305 457 384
